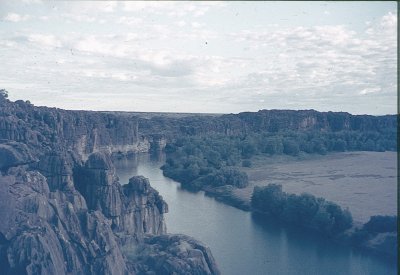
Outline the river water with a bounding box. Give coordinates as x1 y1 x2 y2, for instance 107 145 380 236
114 153 397 275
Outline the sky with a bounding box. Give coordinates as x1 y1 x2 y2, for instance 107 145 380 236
0 1 397 115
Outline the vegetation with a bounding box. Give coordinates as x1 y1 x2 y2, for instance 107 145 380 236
0 89 8 103
161 135 248 190
162 127 395 191
165 129 395 162
351 215 397 245
251 184 353 236
363 215 397 233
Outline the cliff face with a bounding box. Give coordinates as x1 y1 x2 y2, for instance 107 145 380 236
2 93 393 274
0 150 218 274
0 168 128 275
120 176 168 236
130 234 220 275
137 109 396 138
0 99 147 161
0 96 220 275
1 97 395 155
74 153 167 238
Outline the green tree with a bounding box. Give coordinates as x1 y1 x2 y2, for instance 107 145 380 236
0 89 8 103
283 138 300 156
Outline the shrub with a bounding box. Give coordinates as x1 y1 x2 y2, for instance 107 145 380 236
363 215 397 233
242 159 252 167
251 184 353 236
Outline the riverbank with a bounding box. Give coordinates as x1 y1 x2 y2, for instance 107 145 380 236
203 185 251 211
238 151 396 223
168 151 397 260
115 153 397 275
200 151 396 220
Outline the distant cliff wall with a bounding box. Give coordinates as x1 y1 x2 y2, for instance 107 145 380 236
137 109 397 139
0 99 148 162
1 98 395 158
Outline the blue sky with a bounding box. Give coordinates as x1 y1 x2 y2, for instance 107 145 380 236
0 1 397 114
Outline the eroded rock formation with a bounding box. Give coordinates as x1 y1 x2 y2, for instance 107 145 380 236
0 168 128 274
0 95 220 275
74 153 168 238
130 234 220 275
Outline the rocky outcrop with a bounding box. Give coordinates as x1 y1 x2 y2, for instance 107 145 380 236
0 168 129 275
33 152 76 191
0 160 218 274
137 109 396 139
73 152 121 216
0 97 145 160
129 234 220 275
74 152 167 239
119 176 168 236
1 93 396 157
0 94 220 275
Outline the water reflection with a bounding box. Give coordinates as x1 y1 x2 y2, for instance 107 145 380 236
113 153 397 275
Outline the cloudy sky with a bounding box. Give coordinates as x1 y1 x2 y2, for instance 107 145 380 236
0 1 397 115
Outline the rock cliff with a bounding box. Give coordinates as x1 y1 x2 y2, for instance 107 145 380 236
0 167 128 274
0 153 219 274
0 98 147 160
129 234 220 275
74 152 168 238
2 90 394 274
0 95 220 275
137 109 396 139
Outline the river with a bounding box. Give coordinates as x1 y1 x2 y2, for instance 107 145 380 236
114 153 397 275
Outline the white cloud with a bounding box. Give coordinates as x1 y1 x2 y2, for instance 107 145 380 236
381 11 397 29
176 20 186 27
123 1 225 17
28 34 62 48
191 22 204 28
117 16 143 26
225 10 396 110
4 13 30 22
62 13 96 23
359 87 381 95
21 0 42 4
63 1 117 14
0 3 396 114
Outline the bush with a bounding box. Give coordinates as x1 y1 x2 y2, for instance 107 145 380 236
283 138 300 156
363 215 397 233
251 184 353 236
242 159 252 167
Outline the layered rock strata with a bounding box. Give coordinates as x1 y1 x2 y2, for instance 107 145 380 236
0 95 220 275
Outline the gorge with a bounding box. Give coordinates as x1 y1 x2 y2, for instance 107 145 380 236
0 91 397 274
0 92 220 275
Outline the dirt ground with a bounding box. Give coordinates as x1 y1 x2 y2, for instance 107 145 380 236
233 151 397 223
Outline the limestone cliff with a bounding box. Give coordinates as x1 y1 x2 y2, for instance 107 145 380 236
1 95 395 156
74 152 168 238
0 149 219 274
130 234 220 275
0 95 220 274
0 98 147 160
137 109 396 139
0 167 128 275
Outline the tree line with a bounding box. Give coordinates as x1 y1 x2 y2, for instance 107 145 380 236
251 184 353 236
161 135 249 190
162 128 395 190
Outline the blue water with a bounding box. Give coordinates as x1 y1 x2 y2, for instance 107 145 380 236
114 153 397 275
